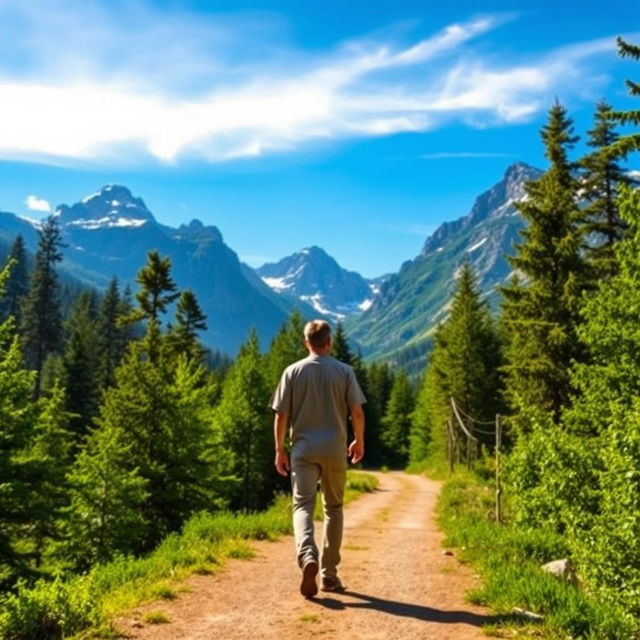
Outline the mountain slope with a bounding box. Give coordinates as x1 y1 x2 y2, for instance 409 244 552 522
256 246 375 318
1 186 297 355
347 162 542 374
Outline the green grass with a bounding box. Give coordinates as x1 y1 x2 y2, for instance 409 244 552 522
437 471 639 640
142 610 170 624
0 471 377 640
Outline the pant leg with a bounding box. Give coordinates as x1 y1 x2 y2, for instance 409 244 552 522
319 457 346 579
291 456 321 568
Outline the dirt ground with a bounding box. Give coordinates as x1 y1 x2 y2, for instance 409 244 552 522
118 472 494 640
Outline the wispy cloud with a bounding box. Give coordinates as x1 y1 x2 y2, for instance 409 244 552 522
420 152 515 159
0 2 623 165
24 195 51 212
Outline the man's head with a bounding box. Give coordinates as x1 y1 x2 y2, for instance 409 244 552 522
304 319 332 354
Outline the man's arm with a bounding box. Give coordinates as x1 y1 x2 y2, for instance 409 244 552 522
274 410 290 476
348 404 365 464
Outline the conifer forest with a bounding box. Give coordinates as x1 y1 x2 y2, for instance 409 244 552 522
0 37 639 639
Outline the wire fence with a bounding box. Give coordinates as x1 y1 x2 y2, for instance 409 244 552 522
448 397 503 524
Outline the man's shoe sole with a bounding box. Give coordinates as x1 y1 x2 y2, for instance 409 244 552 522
300 561 318 598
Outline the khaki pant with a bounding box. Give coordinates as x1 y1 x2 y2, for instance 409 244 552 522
291 454 346 579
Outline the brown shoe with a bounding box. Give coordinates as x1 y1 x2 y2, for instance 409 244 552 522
321 576 346 592
300 560 318 598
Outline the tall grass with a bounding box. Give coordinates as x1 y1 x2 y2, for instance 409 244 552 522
0 471 378 640
438 472 639 639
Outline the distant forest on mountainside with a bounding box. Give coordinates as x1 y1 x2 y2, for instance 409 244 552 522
0 36 639 640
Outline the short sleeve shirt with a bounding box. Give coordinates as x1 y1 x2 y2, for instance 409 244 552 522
270 354 366 459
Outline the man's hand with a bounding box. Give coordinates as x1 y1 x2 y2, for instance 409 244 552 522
348 439 364 464
275 448 290 476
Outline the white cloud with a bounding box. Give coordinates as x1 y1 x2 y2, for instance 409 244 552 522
24 195 51 212
0 3 624 165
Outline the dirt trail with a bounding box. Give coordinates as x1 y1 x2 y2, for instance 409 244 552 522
119 472 493 640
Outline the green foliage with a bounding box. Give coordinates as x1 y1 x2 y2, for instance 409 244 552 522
438 473 638 639
579 100 631 277
0 472 376 640
215 330 276 510
61 291 101 440
380 370 415 468
20 216 65 398
603 38 640 158
96 278 129 389
412 263 502 467
265 309 307 389
362 361 394 467
134 250 179 324
0 235 29 326
501 102 586 426
168 289 207 359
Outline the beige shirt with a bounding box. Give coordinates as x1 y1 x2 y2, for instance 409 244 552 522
270 354 366 459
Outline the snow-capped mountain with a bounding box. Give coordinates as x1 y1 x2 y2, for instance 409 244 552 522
347 162 543 373
0 185 300 355
256 246 375 319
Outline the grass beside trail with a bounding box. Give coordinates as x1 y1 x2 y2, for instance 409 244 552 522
0 471 378 640
437 470 639 640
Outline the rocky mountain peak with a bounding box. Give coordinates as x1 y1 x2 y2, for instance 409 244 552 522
55 185 156 229
420 161 542 256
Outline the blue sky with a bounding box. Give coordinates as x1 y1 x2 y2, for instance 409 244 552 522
0 0 637 277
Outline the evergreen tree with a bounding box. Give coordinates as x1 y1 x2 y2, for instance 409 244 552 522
61 292 101 441
59 422 148 569
90 332 218 549
134 250 179 325
500 103 586 426
0 235 29 326
215 330 275 510
579 100 631 277
380 371 415 468
332 321 355 364
412 263 501 464
265 309 307 388
602 37 640 159
96 278 126 389
21 216 65 398
22 385 73 568
362 361 394 467
168 289 207 360
0 266 39 583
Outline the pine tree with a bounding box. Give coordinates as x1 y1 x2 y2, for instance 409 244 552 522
380 371 415 468
61 292 101 441
266 309 307 388
412 263 502 463
21 216 65 398
362 361 394 467
602 37 640 159
500 103 586 426
96 278 126 389
22 385 73 568
579 100 631 277
332 321 355 364
215 330 275 510
135 250 179 325
0 265 39 583
59 422 148 569
168 289 207 360
0 235 29 326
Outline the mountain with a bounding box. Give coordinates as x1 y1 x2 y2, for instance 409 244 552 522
256 246 377 319
347 162 543 374
0 186 298 355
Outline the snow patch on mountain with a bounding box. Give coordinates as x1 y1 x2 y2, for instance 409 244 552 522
66 216 149 230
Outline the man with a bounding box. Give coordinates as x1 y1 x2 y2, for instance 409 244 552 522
270 319 366 598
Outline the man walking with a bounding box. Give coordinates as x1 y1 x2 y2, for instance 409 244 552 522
270 320 366 598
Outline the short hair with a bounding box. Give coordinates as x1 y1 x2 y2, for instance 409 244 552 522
304 319 332 349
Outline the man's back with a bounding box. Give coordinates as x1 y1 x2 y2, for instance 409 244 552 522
271 354 363 459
